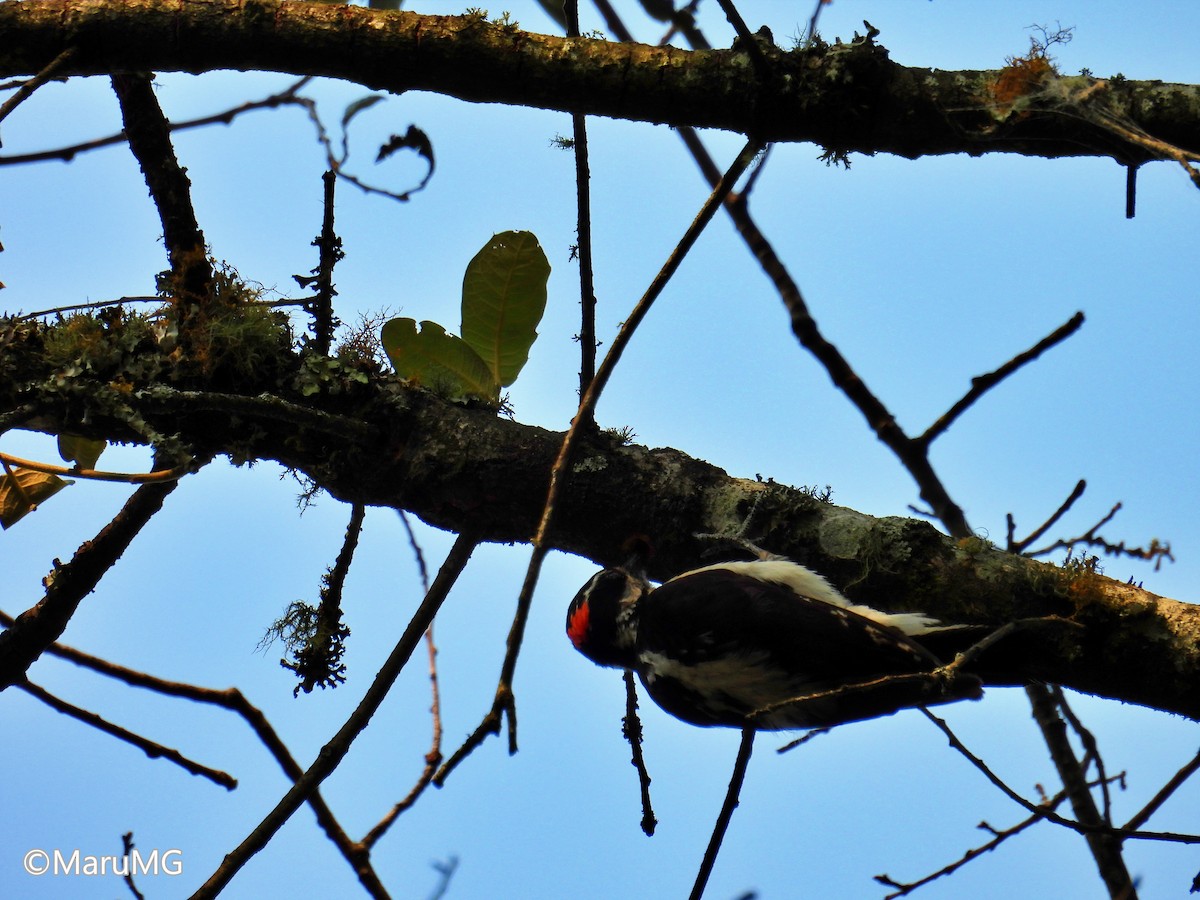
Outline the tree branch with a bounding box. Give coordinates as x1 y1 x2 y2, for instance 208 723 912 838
0 462 199 690
110 71 213 310
3 1 1199 164
190 530 479 900
18 679 237 788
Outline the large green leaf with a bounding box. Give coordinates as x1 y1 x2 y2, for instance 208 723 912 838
381 317 498 401
0 467 71 530
460 231 550 388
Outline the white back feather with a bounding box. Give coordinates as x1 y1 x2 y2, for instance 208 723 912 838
670 559 955 636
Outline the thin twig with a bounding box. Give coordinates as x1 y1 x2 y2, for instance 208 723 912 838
301 170 343 355
1053 686 1115 822
435 139 762 785
919 312 1085 447
688 726 755 900
1008 479 1087 553
0 609 388 895
0 78 313 166
0 458 200 690
877 776 1122 898
191 531 479 900
0 450 189 484
1026 500 1173 568
0 48 75 126
1122 747 1200 834
567 5 599 417
121 832 146 900
1026 684 1137 898
922 708 1200 845
714 0 770 78
12 295 164 321
360 512 445 850
18 680 236 788
622 669 656 836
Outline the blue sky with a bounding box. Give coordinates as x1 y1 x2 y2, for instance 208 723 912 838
3 1 1200 897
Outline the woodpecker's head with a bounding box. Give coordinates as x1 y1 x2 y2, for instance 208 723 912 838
566 566 650 669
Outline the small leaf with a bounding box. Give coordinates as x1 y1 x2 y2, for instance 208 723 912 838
461 231 550 388
341 94 385 130
0 467 71 529
57 434 106 470
368 0 404 12
381 318 499 401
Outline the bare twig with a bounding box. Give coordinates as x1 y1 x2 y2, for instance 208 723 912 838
0 608 390 897
1008 479 1087 553
688 726 755 900
714 0 770 78
622 669 656 836
0 47 75 127
121 832 146 900
0 78 313 166
1053 686 1116 822
18 680 236 788
360 513 445 850
876 775 1123 898
13 295 163 321
1026 500 1174 568
922 708 1200 845
191 531 479 900
300 170 344 356
877 812 1043 898
436 139 762 785
1026 684 1137 898
1122 747 1200 834
568 5 599 419
918 312 1085 447
0 459 200 690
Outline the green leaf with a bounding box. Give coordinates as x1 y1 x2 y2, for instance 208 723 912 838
0 467 71 530
341 94 385 130
381 317 499 401
460 231 550 388
57 434 106 470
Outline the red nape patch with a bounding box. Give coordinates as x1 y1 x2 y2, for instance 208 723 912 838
567 603 590 648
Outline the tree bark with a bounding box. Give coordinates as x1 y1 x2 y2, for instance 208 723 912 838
2 0 1199 162
3 317 1199 719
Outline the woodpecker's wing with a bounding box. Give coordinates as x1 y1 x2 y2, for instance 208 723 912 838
635 565 976 729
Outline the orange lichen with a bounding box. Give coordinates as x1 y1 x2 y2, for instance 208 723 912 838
989 50 1055 118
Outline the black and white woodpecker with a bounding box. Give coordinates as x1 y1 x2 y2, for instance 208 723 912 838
566 553 983 730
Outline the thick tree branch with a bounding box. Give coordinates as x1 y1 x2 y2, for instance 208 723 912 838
2 318 1199 720
2 1 1198 164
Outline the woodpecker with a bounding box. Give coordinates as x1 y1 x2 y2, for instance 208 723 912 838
566 556 982 729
